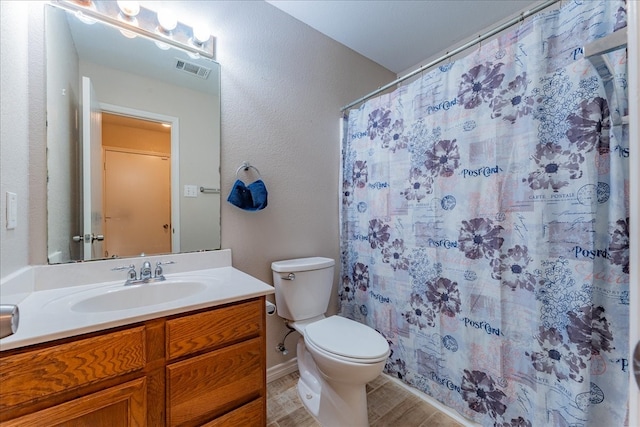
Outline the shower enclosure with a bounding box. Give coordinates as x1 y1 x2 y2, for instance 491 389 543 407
340 1 630 425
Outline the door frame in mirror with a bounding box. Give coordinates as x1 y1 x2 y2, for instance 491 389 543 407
100 102 181 253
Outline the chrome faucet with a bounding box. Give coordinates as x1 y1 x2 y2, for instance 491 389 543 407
140 261 153 280
113 261 176 285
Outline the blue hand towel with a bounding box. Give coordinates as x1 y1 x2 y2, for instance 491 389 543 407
247 179 268 210
227 179 253 209
227 179 268 211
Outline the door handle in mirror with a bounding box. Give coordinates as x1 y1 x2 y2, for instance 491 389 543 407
72 234 103 243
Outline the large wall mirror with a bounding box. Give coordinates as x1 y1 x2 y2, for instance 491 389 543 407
45 4 221 264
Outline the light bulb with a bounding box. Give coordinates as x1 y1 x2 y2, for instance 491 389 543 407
192 25 210 45
117 1 140 18
157 9 177 33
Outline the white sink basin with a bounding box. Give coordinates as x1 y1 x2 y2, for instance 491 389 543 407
70 280 208 313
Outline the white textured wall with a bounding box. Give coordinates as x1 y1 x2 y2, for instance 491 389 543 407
180 1 395 368
1 1 394 370
1 1 31 277
28 1 48 272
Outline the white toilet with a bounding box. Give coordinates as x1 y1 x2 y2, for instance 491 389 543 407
272 257 390 427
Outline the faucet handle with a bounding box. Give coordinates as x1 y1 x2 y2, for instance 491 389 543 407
154 260 175 279
112 264 137 282
112 264 136 273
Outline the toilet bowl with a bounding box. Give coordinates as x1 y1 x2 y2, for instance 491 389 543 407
272 258 390 426
291 316 389 427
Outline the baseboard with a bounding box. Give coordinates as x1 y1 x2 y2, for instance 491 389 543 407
382 374 480 427
267 358 298 383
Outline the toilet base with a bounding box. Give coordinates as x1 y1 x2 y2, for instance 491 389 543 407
297 377 320 419
296 337 370 427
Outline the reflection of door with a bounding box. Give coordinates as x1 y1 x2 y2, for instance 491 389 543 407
80 76 104 260
103 149 171 258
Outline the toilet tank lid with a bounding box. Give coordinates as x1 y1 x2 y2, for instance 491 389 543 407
271 257 335 272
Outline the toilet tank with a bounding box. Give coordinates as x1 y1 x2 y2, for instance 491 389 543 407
271 257 335 321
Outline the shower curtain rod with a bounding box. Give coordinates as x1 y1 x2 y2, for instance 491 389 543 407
341 0 559 112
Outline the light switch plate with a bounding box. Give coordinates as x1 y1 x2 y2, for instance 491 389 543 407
184 185 198 198
6 192 17 229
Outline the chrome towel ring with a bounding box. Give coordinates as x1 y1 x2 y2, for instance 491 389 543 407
236 161 261 178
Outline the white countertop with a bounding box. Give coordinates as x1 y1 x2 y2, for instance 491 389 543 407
0 266 274 351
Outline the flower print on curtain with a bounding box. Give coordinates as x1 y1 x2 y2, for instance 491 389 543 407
339 1 629 426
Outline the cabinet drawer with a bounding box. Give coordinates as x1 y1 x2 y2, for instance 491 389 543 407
166 337 263 427
201 397 264 427
1 377 147 427
166 299 262 360
0 326 146 409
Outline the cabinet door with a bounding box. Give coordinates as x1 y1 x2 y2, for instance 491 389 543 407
2 378 146 427
166 338 263 427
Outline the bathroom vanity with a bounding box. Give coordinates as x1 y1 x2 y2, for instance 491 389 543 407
0 250 273 427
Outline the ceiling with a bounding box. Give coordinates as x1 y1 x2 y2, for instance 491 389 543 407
267 0 542 74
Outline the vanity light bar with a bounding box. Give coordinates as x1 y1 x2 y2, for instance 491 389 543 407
52 0 216 60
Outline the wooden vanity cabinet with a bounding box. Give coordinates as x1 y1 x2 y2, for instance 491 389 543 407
165 299 266 427
0 297 267 427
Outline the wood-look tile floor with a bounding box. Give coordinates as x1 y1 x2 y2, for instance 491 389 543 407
267 371 465 427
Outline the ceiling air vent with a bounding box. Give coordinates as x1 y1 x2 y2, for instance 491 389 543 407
175 58 211 79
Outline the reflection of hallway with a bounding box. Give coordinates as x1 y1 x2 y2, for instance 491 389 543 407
102 114 171 258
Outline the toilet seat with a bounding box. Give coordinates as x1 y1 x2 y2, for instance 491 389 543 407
304 316 389 363
305 337 389 365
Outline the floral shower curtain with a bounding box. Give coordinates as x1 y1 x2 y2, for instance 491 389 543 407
339 1 629 426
